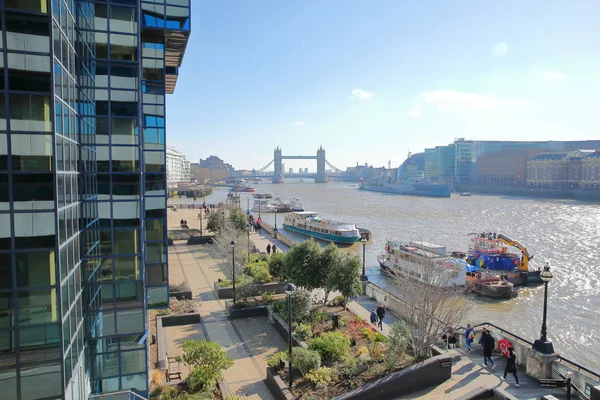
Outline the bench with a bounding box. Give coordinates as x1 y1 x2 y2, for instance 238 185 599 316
166 355 182 382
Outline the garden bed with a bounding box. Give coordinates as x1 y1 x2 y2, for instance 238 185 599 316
169 283 193 301
214 280 286 299
187 236 213 245
267 302 417 400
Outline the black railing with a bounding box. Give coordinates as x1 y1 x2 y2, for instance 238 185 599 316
553 366 588 400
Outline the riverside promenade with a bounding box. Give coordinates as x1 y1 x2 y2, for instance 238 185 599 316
165 207 571 399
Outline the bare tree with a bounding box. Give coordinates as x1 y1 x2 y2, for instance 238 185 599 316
387 260 472 359
209 208 252 279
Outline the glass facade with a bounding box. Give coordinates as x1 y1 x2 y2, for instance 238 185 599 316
0 1 190 399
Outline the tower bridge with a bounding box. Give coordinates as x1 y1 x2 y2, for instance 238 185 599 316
238 147 347 183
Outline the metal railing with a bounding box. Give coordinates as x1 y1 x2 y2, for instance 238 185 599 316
88 390 147 400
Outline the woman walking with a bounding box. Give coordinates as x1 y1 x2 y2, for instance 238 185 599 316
502 347 519 387
481 329 496 369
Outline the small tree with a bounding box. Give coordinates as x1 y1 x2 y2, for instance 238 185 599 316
229 207 248 231
319 243 341 304
181 339 233 390
267 251 286 279
388 262 472 359
210 209 252 279
281 239 322 290
327 253 362 307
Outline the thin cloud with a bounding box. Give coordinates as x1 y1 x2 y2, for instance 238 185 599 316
531 67 566 88
408 106 423 118
349 89 374 100
491 42 508 58
418 90 527 115
292 121 305 127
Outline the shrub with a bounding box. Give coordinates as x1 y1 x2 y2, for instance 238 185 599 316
339 315 349 327
308 332 351 362
331 295 345 307
389 321 411 355
235 274 255 302
339 355 362 380
219 278 232 288
181 340 233 390
272 289 311 323
360 326 376 339
268 252 286 278
357 346 369 356
260 290 274 303
268 351 288 369
305 367 336 386
245 261 272 284
294 323 312 341
169 282 189 292
170 299 196 314
310 308 329 326
291 347 321 376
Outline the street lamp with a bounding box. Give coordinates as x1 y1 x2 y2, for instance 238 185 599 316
274 209 278 232
533 263 554 354
246 224 251 261
247 196 250 215
304 222 307 240
222 211 226 228
360 237 368 281
284 282 297 388
230 240 237 304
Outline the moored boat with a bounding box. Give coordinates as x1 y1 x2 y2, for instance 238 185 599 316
459 192 472 196
465 270 517 299
290 198 304 212
283 212 361 243
466 232 542 286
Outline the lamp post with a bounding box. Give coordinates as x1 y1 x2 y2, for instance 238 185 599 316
230 240 237 304
274 210 278 232
247 196 250 215
222 211 226 228
360 237 368 281
533 263 554 354
284 283 297 388
246 224 251 260
304 222 307 240
198 208 203 237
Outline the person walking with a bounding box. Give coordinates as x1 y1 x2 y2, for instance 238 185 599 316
370 309 378 326
481 329 496 369
376 304 385 330
465 324 476 353
266 243 271 256
502 347 519 387
272 244 277 254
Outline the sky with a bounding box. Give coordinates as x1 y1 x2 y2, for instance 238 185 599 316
167 0 600 171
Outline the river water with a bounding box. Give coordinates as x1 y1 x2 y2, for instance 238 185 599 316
169 180 600 370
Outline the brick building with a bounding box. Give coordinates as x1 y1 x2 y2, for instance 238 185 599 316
527 150 591 189
476 149 548 186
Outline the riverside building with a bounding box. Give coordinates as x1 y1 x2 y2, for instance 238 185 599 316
0 1 190 399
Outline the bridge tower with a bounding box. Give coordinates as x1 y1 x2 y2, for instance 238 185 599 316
315 146 327 183
272 146 284 183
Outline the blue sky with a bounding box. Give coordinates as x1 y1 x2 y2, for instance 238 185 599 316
167 0 600 170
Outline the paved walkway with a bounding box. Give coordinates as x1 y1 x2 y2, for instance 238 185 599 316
167 240 286 399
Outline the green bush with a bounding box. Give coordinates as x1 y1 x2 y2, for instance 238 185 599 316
339 355 361 379
260 290 274 303
268 252 286 278
331 295 346 307
291 347 321 376
294 323 312 341
311 308 329 325
267 351 288 369
181 340 233 390
272 289 311 323
308 332 351 362
305 367 336 386
219 278 232 288
235 274 255 302
245 262 272 284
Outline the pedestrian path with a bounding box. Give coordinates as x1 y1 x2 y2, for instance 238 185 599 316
347 295 569 399
166 242 286 399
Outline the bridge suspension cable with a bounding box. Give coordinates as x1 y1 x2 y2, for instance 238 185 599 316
253 159 274 174
325 159 346 174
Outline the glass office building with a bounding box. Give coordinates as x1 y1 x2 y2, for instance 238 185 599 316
0 1 190 399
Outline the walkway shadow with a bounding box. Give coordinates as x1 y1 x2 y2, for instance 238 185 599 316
443 369 486 394
233 381 272 398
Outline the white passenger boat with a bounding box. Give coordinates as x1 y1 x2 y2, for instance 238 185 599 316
283 212 361 243
377 240 467 287
290 198 304 212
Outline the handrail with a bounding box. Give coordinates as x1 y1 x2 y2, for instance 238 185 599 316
88 390 147 400
456 322 600 382
553 366 589 400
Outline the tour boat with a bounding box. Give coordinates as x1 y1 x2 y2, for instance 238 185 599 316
377 240 467 288
459 192 472 196
283 212 361 243
252 199 291 213
290 198 304 212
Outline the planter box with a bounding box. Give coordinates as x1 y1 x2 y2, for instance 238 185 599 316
268 306 308 349
187 236 213 245
265 367 294 400
170 290 192 301
332 355 453 400
156 312 202 370
225 301 269 319
214 281 286 299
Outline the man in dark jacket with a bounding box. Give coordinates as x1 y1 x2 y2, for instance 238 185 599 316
481 329 496 369
502 347 519 387
376 304 385 330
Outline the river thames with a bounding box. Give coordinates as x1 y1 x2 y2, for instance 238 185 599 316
170 180 600 370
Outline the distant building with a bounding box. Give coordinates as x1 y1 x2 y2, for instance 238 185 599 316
304 167 309 174
298 167 302 174
199 155 234 175
476 149 548 187
190 163 228 182
527 150 594 189
424 148 439 178
289 167 294 174
167 147 191 186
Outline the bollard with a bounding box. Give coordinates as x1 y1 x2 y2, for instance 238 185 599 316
332 314 339 330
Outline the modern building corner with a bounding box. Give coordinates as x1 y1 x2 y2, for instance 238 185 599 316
0 1 190 399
